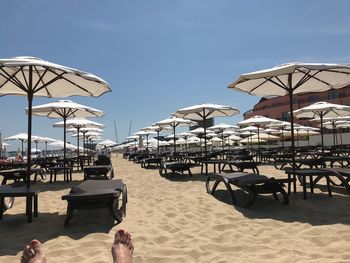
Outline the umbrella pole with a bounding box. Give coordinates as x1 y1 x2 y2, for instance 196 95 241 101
157 131 160 156
63 114 67 171
332 122 336 146
222 130 224 151
320 114 324 153
77 127 80 169
173 125 176 155
21 140 24 157
26 78 33 188
257 125 260 162
297 130 299 147
203 111 207 154
288 75 296 170
307 131 310 147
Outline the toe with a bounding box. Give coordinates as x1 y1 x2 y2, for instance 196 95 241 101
30 240 43 255
114 229 125 244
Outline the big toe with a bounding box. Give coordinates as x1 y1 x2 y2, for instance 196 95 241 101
30 240 43 255
114 229 125 244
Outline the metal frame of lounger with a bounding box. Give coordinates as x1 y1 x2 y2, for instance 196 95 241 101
318 168 350 191
159 162 192 176
206 172 289 208
61 179 127 226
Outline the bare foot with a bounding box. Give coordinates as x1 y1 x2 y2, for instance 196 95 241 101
111 229 134 263
20 240 46 263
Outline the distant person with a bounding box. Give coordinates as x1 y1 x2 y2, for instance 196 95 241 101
20 229 134 263
14 153 24 162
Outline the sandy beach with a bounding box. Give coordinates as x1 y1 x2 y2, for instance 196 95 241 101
1 154 350 262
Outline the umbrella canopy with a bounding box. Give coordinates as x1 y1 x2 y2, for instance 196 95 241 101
228 62 350 169
174 103 239 153
155 117 196 153
50 140 77 150
228 134 243 141
142 125 171 155
294 101 350 150
96 139 117 150
30 99 104 167
0 56 111 187
4 132 28 155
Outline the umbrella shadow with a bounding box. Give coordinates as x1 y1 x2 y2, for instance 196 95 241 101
0 208 118 256
31 180 82 193
210 188 350 226
161 172 207 182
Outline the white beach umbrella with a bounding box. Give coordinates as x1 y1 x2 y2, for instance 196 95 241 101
54 118 104 157
50 140 77 151
174 103 240 153
155 116 196 153
4 132 28 155
229 62 350 168
134 130 157 151
294 101 350 150
29 99 104 166
96 139 117 150
142 125 172 155
0 56 111 187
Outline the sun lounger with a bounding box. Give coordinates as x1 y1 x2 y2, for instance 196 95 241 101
318 167 350 191
141 157 162 168
83 165 114 180
159 162 192 176
61 179 127 226
206 172 289 207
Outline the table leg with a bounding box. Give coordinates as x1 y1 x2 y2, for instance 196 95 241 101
310 176 314 194
287 174 291 195
326 176 332 197
27 197 33 223
34 194 38 217
0 196 4 219
303 176 307 199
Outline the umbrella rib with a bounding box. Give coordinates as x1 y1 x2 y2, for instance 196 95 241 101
295 69 331 87
45 68 94 96
293 71 314 90
32 66 53 97
0 67 27 91
250 76 288 94
34 72 66 96
19 67 30 88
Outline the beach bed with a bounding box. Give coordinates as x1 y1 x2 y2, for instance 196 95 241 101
206 172 289 207
61 179 127 226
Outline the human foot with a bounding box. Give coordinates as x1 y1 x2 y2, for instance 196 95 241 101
111 229 134 263
20 240 46 263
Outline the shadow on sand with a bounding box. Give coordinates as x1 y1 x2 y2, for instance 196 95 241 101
161 172 207 182
210 186 350 226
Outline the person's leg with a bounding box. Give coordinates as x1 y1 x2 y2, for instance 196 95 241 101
111 229 134 263
20 240 46 263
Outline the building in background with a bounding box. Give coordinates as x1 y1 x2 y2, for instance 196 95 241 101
243 85 350 126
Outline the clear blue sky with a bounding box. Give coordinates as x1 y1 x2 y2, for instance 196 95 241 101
1 0 350 151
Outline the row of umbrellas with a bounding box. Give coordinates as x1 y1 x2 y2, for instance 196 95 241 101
228 62 350 168
128 103 240 155
0 56 112 187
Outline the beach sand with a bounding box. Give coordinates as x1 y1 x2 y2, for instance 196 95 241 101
1 153 350 262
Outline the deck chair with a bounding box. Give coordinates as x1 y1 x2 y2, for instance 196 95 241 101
206 172 289 207
61 179 127 226
159 162 192 176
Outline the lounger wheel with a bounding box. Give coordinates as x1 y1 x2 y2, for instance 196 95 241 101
234 186 257 208
2 197 15 212
272 187 289 205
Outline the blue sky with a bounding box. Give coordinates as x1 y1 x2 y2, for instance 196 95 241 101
1 0 350 151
